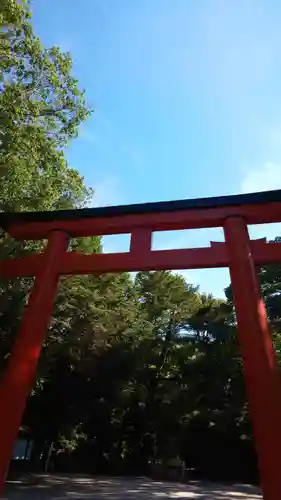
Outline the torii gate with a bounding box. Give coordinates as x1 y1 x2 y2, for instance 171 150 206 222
0 189 281 499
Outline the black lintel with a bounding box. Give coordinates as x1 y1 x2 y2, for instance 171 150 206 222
0 189 281 228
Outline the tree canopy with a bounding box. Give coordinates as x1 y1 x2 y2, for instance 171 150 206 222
1 0 281 485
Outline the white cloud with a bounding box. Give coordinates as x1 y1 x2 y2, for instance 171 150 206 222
241 162 281 193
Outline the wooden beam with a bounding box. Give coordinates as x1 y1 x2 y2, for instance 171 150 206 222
1 240 281 279
7 202 281 239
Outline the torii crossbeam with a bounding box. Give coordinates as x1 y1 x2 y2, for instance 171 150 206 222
1 189 281 500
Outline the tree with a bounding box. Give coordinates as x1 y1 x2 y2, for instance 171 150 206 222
0 0 95 371
0 1 270 484
107 271 202 470
23 271 150 470
0 0 91 212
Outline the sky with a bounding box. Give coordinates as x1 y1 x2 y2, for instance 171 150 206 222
31 0 281 297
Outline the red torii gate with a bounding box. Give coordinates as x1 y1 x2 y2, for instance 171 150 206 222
0 190 281 499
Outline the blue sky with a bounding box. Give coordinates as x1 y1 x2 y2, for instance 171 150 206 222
31 0 281 297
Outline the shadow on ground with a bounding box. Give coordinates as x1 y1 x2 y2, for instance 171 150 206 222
2 474 262 499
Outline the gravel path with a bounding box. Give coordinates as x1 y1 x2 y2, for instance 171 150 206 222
2 474 262 499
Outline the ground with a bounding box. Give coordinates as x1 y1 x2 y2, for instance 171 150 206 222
2 474 262 499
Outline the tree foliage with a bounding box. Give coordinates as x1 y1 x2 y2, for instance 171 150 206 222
1 1 281 485
0 0 96 366
0 0 91 211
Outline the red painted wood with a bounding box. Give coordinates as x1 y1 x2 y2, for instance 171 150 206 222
1 240 281 278
1 207 281 499
0 231 69 495
0 254 42 279
252 240 281 264
212 240 281 266
224 217 281 500
7 201 281 239
130 228 152 254
59 246 229 274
